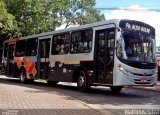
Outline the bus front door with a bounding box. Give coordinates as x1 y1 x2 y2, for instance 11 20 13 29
95 28 115 84
38 38 50 80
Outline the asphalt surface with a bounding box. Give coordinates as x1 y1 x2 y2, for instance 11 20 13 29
0 75 160 115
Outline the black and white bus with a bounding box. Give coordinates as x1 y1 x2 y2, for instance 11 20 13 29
0 19 157 93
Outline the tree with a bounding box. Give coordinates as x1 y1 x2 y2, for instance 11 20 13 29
3 0 105 37
0 0 17 40
63 0 105 28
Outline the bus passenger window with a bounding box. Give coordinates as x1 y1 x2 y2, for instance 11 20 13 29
52 35 63 55
8 44 15 59
4 43 8 58
83 30 92 52
63 34 70 54
71 29 92 53
51 33 70 55
15 40 26 57
26 38 38 56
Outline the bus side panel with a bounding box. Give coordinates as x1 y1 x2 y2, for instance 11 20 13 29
6 43 20 78
48 61 95 83
8 60 20 78
48 61 73 82
48 54 95 83
80 61 95 84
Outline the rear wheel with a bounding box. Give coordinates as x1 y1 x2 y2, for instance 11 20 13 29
110 86 123 93
77 70 90 92
20 70 27 83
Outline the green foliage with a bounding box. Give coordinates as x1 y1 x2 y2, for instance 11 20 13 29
2 0 105 38
3 0 60 36
0 0 17 40
63 0 105 28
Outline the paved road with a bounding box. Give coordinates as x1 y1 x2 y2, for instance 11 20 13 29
0 76 160 115
0 76 102 115
56 82 160 115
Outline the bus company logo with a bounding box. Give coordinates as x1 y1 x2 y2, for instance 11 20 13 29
143 72 147 77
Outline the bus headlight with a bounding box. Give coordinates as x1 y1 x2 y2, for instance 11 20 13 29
119 66 124 71
118 64 133 76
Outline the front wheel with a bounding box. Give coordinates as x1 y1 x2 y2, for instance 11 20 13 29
77 71 90 92
110 86 123 93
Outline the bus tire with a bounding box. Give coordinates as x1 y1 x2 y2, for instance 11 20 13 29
77 70 90 92
110 86 123 93
20 70 27 84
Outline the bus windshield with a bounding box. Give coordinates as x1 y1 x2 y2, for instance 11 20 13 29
117 30 156 63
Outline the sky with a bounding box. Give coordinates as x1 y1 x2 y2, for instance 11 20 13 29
95 0 160 46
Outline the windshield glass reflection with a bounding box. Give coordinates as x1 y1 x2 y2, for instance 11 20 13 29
117 30 155 63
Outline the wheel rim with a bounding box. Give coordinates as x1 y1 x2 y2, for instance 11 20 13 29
78 75 85 87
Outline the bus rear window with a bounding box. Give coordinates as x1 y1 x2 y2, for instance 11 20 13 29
15 40 26 57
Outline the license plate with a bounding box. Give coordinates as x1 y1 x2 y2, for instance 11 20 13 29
140 77 147 82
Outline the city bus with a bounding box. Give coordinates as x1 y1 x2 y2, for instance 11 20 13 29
0 19 157 93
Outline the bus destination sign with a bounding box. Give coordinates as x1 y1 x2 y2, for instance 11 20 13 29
125 23 151 33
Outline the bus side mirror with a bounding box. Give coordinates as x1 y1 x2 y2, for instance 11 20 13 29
116 27 121 41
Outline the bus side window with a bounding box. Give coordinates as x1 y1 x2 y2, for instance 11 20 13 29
63 34 70 54
15 40 26 57
4 43 8 58
83 30 93 53
52 35 63 55
71 29 92 53
8 44 15 59
26 38 38 56
52 33 70 55
71 32 81 53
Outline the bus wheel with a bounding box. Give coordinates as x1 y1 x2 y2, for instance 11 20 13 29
77 71 89 92
20 70 27 83
110 86 123 93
